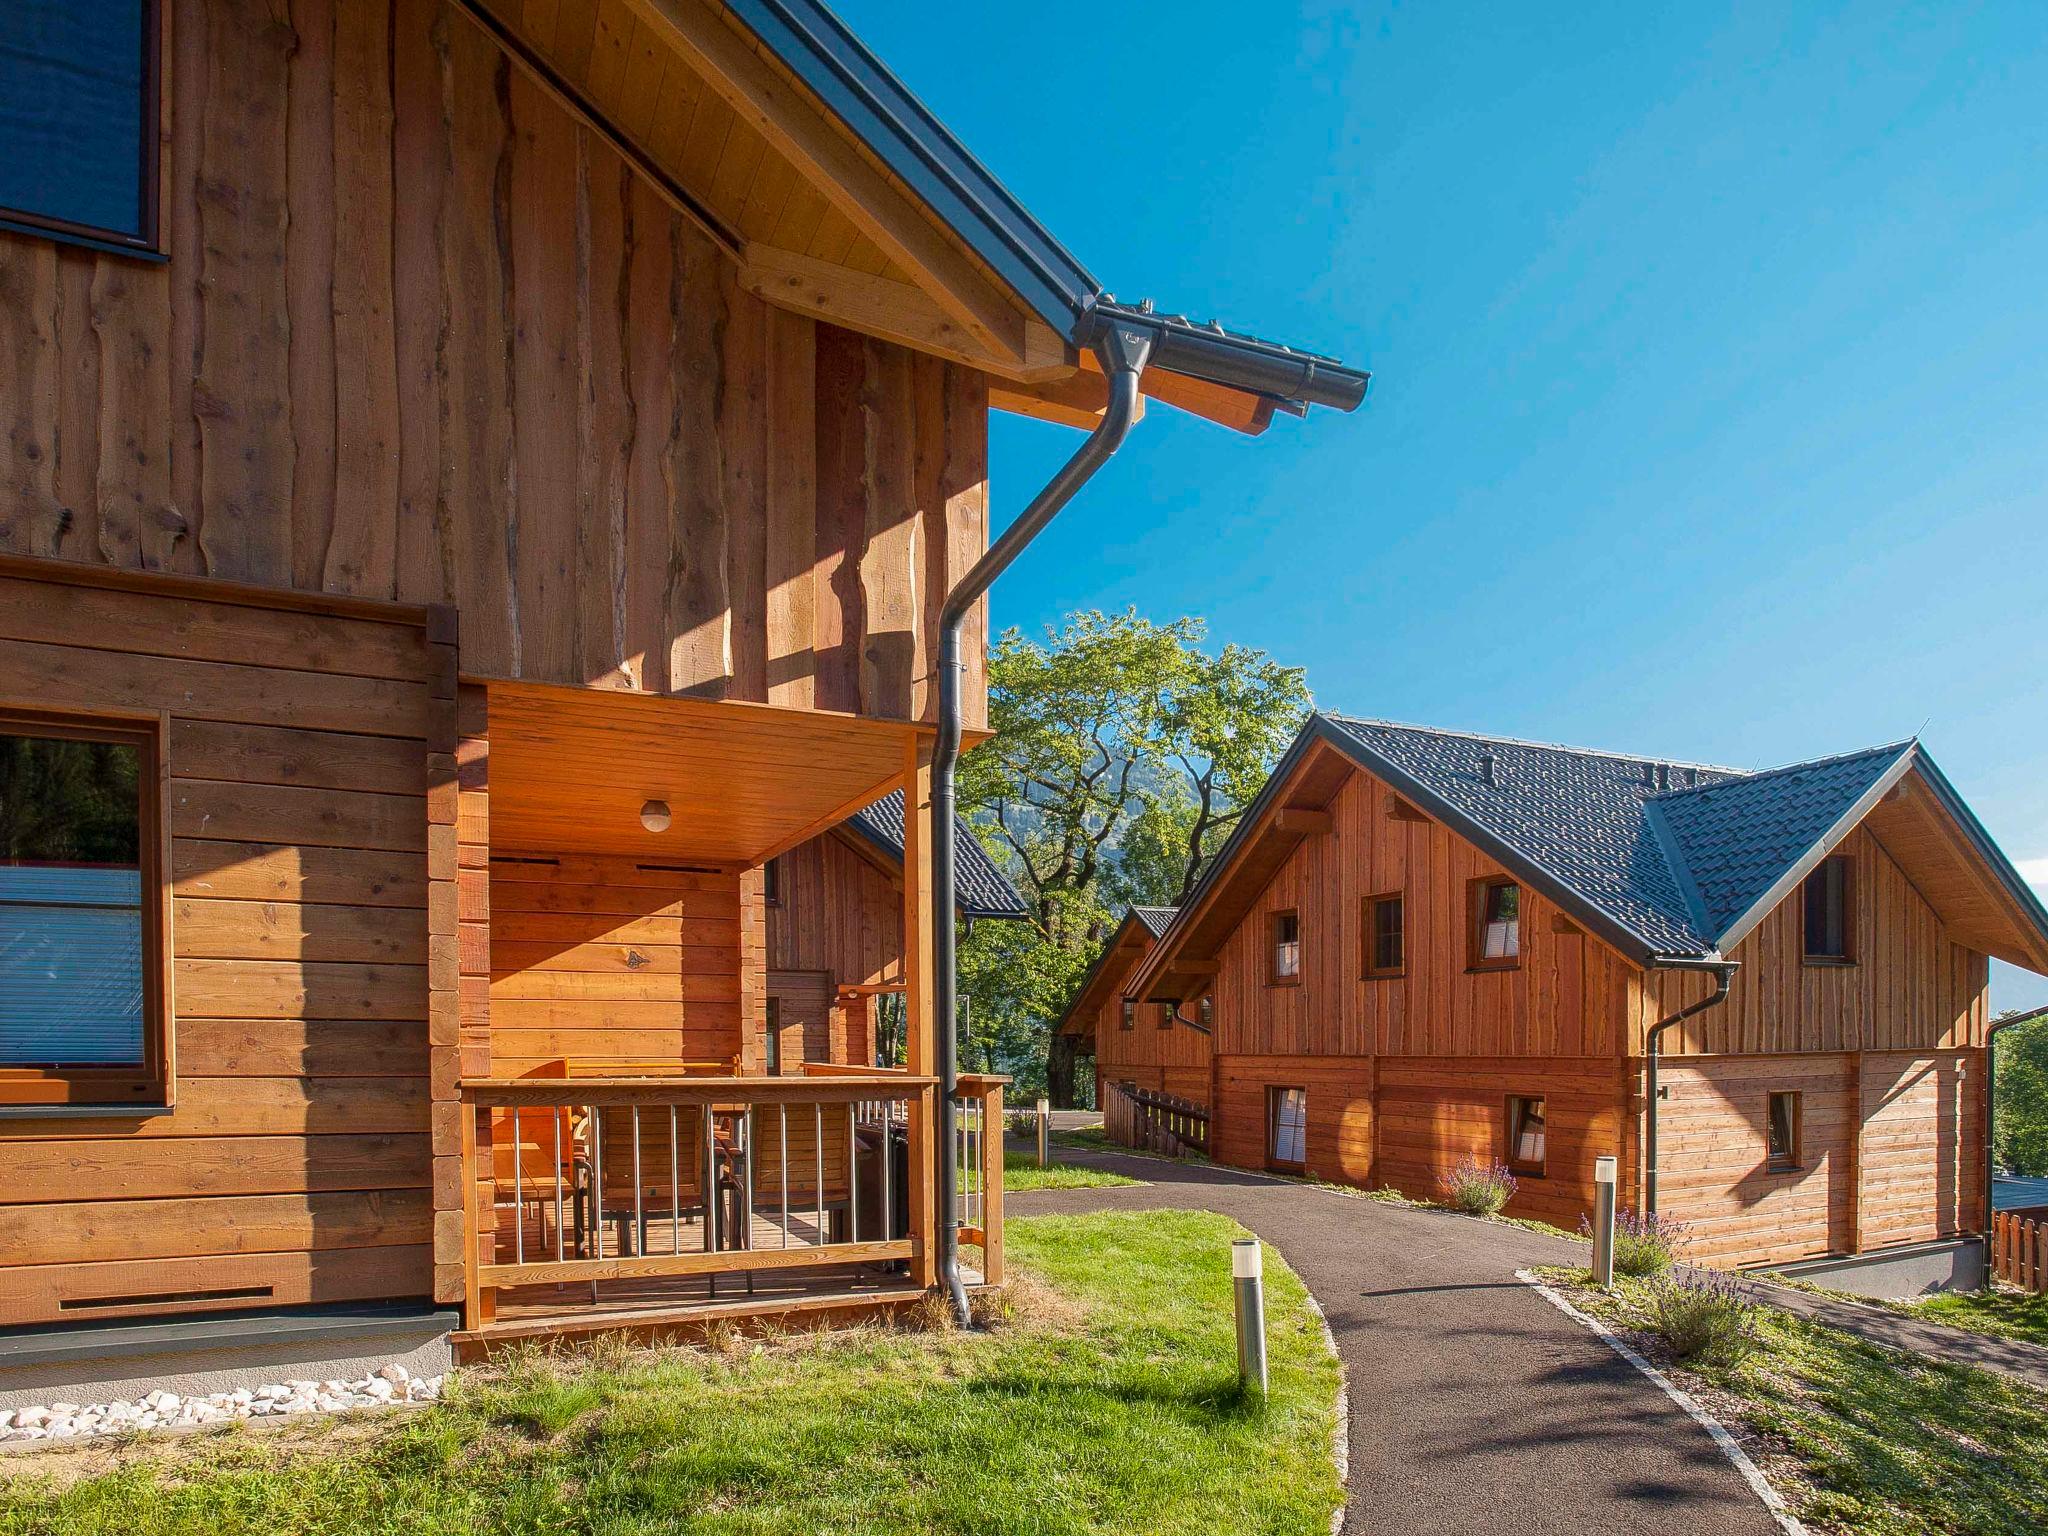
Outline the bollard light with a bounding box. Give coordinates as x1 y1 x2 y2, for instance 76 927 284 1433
1036 1097 1050 1168
1232 1237 1268 1395
1592 1155 1618 1290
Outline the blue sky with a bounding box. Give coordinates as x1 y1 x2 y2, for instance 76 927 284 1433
835 1 2048 1009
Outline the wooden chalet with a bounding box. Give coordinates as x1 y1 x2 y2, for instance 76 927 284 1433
0 0 1362 1373
1130 715 2048 1290
1055 906 1211 1114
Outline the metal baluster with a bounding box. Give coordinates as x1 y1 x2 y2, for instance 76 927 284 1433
592 1105 604 1262
632 1105 644 1258
780 1103 790 1249
881 1097 893 1241
554 1112 565 1265
743 1105 757 1296
703 1104 718 1298
847 1102 859 1244
670 1106 681 1256
814 1101 825 1246
513 1110 525 1264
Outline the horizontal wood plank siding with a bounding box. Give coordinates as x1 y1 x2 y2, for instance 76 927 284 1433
0 0 989 728
0 569 437 1324
488 854 745 1077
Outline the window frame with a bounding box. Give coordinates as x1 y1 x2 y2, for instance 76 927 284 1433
1469 876 1522 972
1267 1085 1308 1172
0 0 168 260
0 704 171 1107
1504 1094 1546 1178
1767 1090 1803 1172
1269 909 1302 987
1197 993 1214 1032
1119 997 1136 1031
763 997 783 1076
763 855 782 908
1801 855 1854 966
1363 891 1405 979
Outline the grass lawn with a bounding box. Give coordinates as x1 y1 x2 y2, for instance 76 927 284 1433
1900 1286 2048 1348
1542 1266 2048 1535
1000 1149 1140 1192
0 1210 1340 1536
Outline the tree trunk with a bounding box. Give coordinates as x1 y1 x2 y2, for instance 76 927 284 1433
1047 1034 1079 1109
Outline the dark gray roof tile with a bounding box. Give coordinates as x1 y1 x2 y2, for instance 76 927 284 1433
846 790 1029 920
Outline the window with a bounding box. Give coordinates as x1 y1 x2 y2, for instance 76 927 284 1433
1271 910 1301 984
1364 892 1404 977
1506 1095 1546 1176
1767 1091 1802 1171
763 998 782 1075
0 709 165 1105
1157 995 1173 1030
1802 856 1851 963
1119 997 1136 1031
1198 994 1214 1032
0 2 161 253
1472 878 1521 969
763 856 782 907
1268 1086 1307 1170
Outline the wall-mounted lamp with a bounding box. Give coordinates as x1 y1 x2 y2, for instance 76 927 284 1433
640 799 672 833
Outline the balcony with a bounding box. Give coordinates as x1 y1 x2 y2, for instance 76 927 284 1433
454 1068 1004 1352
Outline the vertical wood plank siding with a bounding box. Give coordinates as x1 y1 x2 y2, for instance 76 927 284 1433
0 568 439 1326
1088 933 1214 1109
0 0 989 728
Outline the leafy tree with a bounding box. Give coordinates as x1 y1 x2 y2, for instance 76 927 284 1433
1995 1009 2048 1177
955 610 1309 1101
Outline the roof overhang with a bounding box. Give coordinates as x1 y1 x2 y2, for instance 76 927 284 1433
484 679 918 866
1052 912 1159 1043
452 0 1367 433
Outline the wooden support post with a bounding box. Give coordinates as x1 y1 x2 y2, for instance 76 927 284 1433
900 733 939 1287
981 1081 1004 1286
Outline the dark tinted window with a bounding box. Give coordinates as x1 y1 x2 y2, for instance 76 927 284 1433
1803 857 1850 960
0 1 155 246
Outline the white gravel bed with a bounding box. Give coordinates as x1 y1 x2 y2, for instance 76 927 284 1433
0 1364 443 1444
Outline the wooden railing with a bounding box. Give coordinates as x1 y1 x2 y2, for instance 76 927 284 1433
1992 1206 2048 1293
461 1074 935 1326
955 1073 1007 1285
1104 1082 1210 1158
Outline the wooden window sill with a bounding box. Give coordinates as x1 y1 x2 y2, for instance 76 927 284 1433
1467 963 1521 975
1801 957 1856 969
1267 977 1302 989
1363 969 1405 982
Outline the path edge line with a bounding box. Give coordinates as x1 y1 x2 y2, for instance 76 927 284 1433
1515 1269 1808 1536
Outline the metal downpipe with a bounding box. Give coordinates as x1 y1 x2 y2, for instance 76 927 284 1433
1643 958 1738 1218
929 320 1156 1325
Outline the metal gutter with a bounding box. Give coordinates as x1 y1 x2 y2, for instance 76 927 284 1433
1642 958 1739 1218
1986 1004 2048 1241
722 3 1370 415
929 318 1156 1325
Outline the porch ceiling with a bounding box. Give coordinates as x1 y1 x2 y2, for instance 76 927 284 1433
486 681 917 865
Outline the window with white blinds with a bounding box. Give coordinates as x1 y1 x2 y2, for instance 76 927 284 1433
0 715 158 1097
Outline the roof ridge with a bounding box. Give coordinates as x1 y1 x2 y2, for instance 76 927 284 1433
1320 713 1744 775
1656 739 1917 800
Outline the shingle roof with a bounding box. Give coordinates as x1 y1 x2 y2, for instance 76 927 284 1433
1131 905 1180 938
845 791 1028 920
1314 716 1926 962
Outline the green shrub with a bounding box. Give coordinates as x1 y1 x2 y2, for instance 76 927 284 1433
1439 1157 1517 1216
1650 1272 1762 1366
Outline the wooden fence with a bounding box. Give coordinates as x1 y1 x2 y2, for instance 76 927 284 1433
1103 1083 1210 1158
1992 1206 2048 1293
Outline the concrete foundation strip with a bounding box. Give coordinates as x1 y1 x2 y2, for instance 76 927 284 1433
1515 1269 1808 1536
